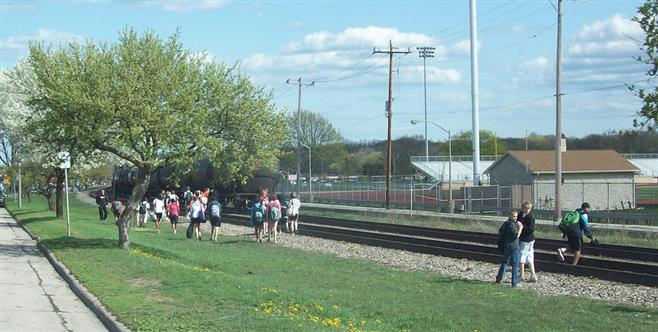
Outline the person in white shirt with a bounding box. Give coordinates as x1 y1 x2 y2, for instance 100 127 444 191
152 195 166 234
189 196 206 241
287 192 301 235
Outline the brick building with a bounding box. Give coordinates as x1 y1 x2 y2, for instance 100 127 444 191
484 150 639 211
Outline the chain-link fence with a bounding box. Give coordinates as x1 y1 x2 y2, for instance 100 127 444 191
277 176 651 215
277 175 532 213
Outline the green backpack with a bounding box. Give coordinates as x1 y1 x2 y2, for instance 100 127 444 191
561 211 580 225
559 211 581 235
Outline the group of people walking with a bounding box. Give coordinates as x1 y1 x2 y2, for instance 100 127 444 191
250 189 301 243
96 187 302 244
496 201 596 287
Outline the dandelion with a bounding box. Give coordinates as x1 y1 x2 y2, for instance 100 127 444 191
375 319 382 324
314 303 324 312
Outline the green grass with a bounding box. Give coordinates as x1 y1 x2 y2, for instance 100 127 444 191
6 196 657 331
304 208 658 249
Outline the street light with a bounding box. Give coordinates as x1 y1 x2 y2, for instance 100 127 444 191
417 46 435 161
301 142 312 202
410 119 452 211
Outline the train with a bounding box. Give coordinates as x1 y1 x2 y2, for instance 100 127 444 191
111 158 280 209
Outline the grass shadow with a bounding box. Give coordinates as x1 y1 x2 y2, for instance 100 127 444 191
21 216 57 224
430 277 483 286
610 306 654 314
10 209 49 217
41 237 119 250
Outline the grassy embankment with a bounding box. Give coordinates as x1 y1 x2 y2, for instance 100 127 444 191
6 196 657 331
303 208 658 249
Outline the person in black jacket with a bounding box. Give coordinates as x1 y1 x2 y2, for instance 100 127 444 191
518 201 538 282
496 209 522 287
95 189 108 221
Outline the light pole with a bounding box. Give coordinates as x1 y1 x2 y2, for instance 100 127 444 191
410 119 452 211
417 46 435 161
301 143 312 202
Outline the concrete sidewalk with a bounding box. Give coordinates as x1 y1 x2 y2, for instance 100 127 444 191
0 208 108 332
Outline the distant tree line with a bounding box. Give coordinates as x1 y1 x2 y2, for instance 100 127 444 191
281 124 658 177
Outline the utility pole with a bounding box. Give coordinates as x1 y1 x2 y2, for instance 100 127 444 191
418 46 435 161
469 0 481 187
374 40 411 209
554 0 563 221
286 78 314 198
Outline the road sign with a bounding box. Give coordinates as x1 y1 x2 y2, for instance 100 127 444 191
58 151 71 169
3 175 10 185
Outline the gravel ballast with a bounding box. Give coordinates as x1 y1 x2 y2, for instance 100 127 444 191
213 222 658 308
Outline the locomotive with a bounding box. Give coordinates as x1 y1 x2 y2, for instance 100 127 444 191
111 158 279 209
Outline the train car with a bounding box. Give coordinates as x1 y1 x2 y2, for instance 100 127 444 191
112 159 279 209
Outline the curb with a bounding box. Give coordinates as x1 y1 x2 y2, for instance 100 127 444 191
13 216 131 332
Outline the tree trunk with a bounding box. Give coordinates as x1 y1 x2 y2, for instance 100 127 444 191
43 192 53 211
55 168 64 219
117 168 151 248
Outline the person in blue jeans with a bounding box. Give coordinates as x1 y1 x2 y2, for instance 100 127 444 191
496 209 523 287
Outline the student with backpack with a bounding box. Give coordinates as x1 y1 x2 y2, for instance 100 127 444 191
208 195 222 242
168 197 180 235
267 194 282 243
496 209 523 287
111 198 123 223
138 197 150 228
251 199 267 243
182 186 193 214
277 193 288 234
557 202 597 265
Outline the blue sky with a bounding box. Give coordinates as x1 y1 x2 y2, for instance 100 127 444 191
1 0 652 142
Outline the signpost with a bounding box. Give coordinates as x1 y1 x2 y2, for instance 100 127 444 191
58 152 71 237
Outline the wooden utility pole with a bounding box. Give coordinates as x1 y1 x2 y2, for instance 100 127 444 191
373 41 411 209
286 78 314 198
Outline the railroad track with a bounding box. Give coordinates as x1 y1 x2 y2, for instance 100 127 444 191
222 210 658 287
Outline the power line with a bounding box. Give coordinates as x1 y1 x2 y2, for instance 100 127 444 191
440 5 552 46
427 0 520 37
313 56 388 83
308 53 374 82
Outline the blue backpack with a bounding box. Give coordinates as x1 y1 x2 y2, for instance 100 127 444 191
253 202 265 223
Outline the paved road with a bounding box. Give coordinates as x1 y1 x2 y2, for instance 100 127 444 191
0 208 108 332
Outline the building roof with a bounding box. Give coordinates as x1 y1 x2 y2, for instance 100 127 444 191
485 150 639 174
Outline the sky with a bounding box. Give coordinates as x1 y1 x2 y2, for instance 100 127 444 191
1 0 653 143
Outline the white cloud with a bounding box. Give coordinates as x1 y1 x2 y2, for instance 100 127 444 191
522 56 550 70
568 14 643 58
399 65 460 84
1 28 85 55
559 13 649 92
575 14 643 41
144 0 229 12
282 26 437 54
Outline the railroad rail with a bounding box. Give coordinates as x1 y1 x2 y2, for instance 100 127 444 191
222 210 658 287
